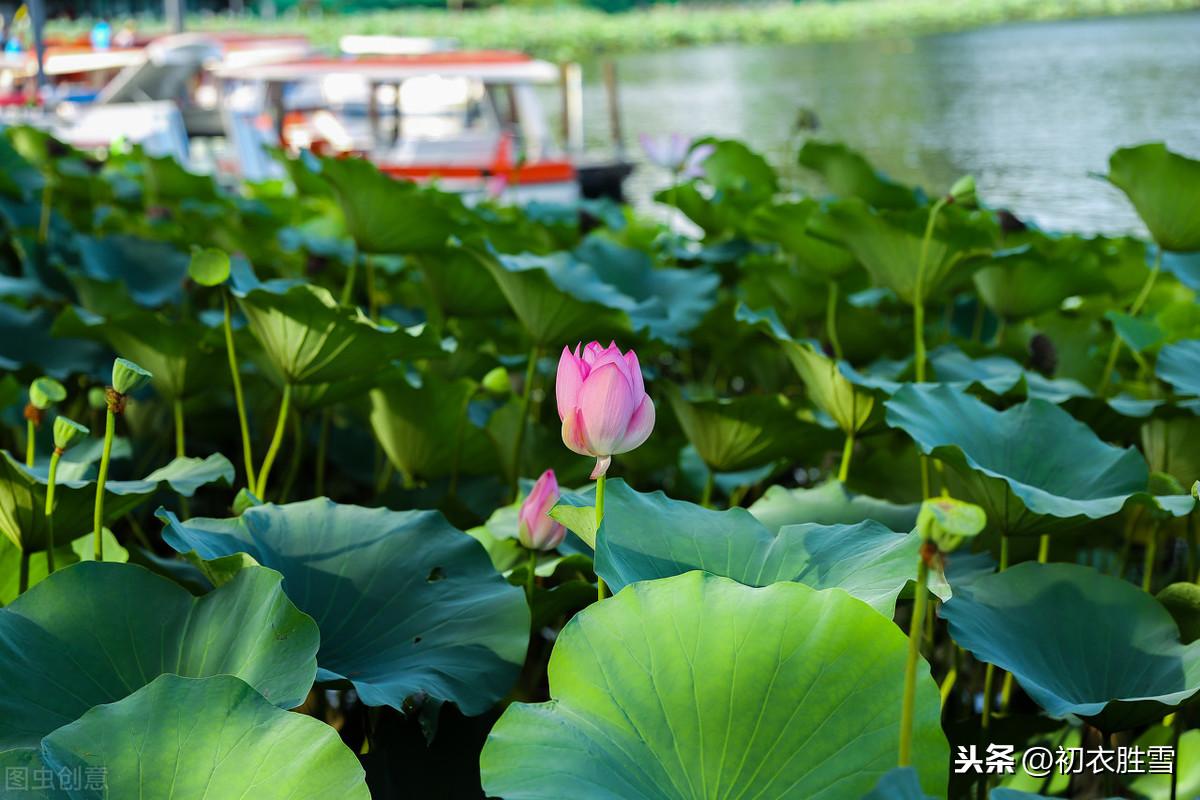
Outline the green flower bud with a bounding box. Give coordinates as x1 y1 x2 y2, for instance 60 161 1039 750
52 416 90 452
917 496 986 554
188 247 232 287
948 175 976 207
29 377 67 410
111 358 152 395
481 366 511 395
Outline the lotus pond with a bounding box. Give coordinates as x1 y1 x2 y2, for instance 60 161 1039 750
1 128 1199 800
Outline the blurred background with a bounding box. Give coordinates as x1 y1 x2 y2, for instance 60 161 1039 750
4 0 1198 233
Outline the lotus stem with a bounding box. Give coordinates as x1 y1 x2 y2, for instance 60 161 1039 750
981 535 1010 731
223 293 257 491
339 259 358 306
511 345 540 500
912 196 946 384
280 410 305 503
699 470 715 508
525 548 537 604
173 398 185 458
838 432 855 483
898 555 930 767
25 418 35 468
1143 520 1161 593
314 409 331 497
1097 246 1162 395
595 473 607 602
92 407 116 561
1037 534 1050 563
45 448 62 574
939 645 959 709
255 382 292 500
825 280 843 361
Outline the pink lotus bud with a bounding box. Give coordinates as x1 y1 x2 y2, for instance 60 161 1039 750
518 469 567 551
556 341 656 479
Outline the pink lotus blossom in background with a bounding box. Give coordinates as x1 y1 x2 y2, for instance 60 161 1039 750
518 469 567 551
556 341 655 479
638 133 714 179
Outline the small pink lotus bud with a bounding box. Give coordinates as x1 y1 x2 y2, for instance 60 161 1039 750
518 469 567 551
556 341 655 479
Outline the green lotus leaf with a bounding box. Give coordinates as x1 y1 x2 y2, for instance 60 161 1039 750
32 674 369 798
972 237 1114 318
666 385 838 473
1129 728 1200 799
415 247 511 318
559 479 927 614
74 234 191 308
317 154 457 253
480 571 949 799
941 562 1200 731
0 561 318 748
696 137 778 203
1143 416 1200 489
1105 310 1165 353
863 767 934 799
737 304 876 434
0 451 232 554
157 499 529 715
1108 143 1200 252
481 250 634 346
0 135 45 200
0 529 127 605
0 304 110 380
825 198 994 305
235 281 443 385
187 246 231 287
1157 338 1200 396
369 370 498 483
886 384 1148 536
798 140 919 210
53 306 223 400
574 236 719 346
747 479 920 534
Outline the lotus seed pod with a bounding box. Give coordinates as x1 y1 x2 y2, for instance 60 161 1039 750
29 377 67 410
948 175 976 207
52 416 90 451
916 496 986 554
481 366 511 395
111 358 152 395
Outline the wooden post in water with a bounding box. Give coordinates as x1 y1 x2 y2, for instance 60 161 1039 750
602 60 625 156
165 0 185 33
559 62 584 156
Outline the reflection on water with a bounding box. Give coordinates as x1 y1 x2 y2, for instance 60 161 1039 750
578 11 1200 235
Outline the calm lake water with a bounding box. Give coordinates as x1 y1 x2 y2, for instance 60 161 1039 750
578 11 1200 235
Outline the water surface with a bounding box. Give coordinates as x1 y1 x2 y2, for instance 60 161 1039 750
578 12 1200 234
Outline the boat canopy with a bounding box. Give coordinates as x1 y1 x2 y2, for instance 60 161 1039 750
214 52 560 85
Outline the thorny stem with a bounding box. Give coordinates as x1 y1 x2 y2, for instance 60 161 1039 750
1098 246 1162 395
838 432 855 483
256 383 292 500
45 449 61 574
899 554 930 767
93 406 116 561
595 473 607 602
981 536 1010 731
173 398 186 458
700 470 715 508
25 418 36 468
1143 520 1161 593
314 409 331 498
223 293 257 491
914 198 946 501
511 346 540 500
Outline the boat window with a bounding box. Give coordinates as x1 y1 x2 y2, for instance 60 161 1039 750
397 75 493 138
